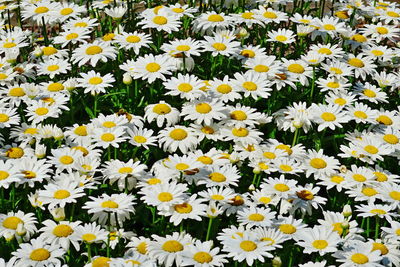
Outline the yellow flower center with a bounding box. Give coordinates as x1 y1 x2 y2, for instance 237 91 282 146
118 167 133 174
59 155 74 165
66 33 78 40
158 192 173 202
212 42 226 51
89 77 103 85
279 224 296 234
22 170 36 179
216 84 232 93
211 194 224 200
0 73 7 80
195 103 212 114
362 187 378 196
259 196 271 204
134 136 147 143
376 115 392 125
243 81 258 91
92 257 110 267
364 145 378 154
353 174 366 182
331 175 344 184
321 112 336 121
169 129 188 140
389 191 400 201
82 233 96 242
198 156 213 164
193 252 213 263
86 46 103 55
42 46 58 55
9 87 25 97
53 189 71 199
172 7 184 13
351 253 369 264
74 125 87 136
330 67 343 74
274 183 289 192
3 42 16 48
147 178 161 185
376 26 388 34
126 35 141 43
30 248 50 261
101 200 119 208
241 12 254 19
354 111 367 119
263 11 277 19
323 24 336 30
232 127 249 137
312 240 328 249
296 190 314 200
275 35 287 42
310 158 327 169
0 114 9 123
248 213 264 221
174 203 193 213
35 107 49 116
153 103 171 115
146 62 161 72
279 164 293 172
287 63 305 74
177 83 193 92
101 133 115 142
60 7 73 15
371 50 384 56
241 49 255 58
351 34 367 42
53 224 73 237
370 209 386 215
374 172 387 182
209 172 226 182
201 126 214 134
175 163 189 171
48 82 64 92
348 58 364 68
152 13 169 24
372 242 389 255
35 6 49 13
230 110 247 121
2 216 23 229
0 171 9 180
162 240 183 252
327 82 339 88
334 98 346 106
137 242 147 254
363 89 376 98
208 14 224 22
240 240 257 251
6 147 24 159
383 134 398 144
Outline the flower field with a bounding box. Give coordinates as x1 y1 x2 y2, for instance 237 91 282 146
0 0 400 266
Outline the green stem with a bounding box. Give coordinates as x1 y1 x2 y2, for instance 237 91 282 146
292 128 299 147
86 243 92 262
205 217 213 241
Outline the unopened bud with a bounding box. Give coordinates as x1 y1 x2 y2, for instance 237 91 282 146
340 165 347 173
16 223 27 236
35 46 43 57
341 220 349 230
253 167 261 174
51 207 65 221
248 184 256 191
123 73 132 85
293 119 304 129
4 232 14 242
343 204 352 218
272 256 282 267
239 28 249 38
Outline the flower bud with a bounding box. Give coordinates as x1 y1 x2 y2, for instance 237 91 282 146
253 167 261 175
343 204 352 218
16 223 27 236
4 232 14 242
123 73 132 85
248 184 256 191
293 119 304 128
35 46 43 57
51 207 66 221
272 256 282 267
35 143 46 159
239 28 249 38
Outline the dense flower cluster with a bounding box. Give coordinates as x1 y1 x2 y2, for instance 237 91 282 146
0 0 399 266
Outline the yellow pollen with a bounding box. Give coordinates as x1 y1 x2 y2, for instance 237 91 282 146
371 50 384 56
321 112 336 121
86 46 103 55
82 233 96 242
232 127 249 137
242 81 259 92
53 189 71 199
348 58 364 68
370 209 386 215
3 42 16 48
279 224 296 234
212 42 226 51
287 63 305 73
330 67 343 74
354 111 367 119
175 163 189 171
174 203 192 213
274 183 289 192
353 174 366 182
241 49 255 58
35 6 49 13
6 147 24 158
29 248 50 261
376 115 392 125
383 134 398 144
158 192 173 202
372 243 389 255
101 200 119 208
169 129 188 140
364 145 378 154
216 84 232 93
177 83 193 92
2 216 23 229
310 158 327 169
331 175 344 184
279 164 293 172
22 170 36 179
89 77 103 85
327 82 339 88
74 125 87 136
60 155 74 165
241 12 254 19
118 167 133 174
66 33 78 40
193 252 213 263
162 240 183 252
209 172 226 182
211 194 224 200
240 240 257 251
42 47 58 55
376 26 388 34
153 103 171 115
197 156 213 164
296 190 314 200
248 213 264 221
312 240 328 249
208 14 224 22
60 7 73 15
0 171 9 180
48 83 64 92
153 16 167 25
263 11 277 19
137 242 147 254
92 257 110 267
351 253 369 264
9 87 25 97
334 98 346 106
146 62 161 72
0 114 9 123
53 224 73 237
126 35 141 43
195 103 212 114
134 136 147 143
374 172 387 182
362 187 378 196
275 35 287 42
230 110 247 121
101 133 115 142
389 191 400 201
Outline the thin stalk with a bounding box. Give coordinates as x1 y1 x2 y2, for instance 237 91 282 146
205 217 213 241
